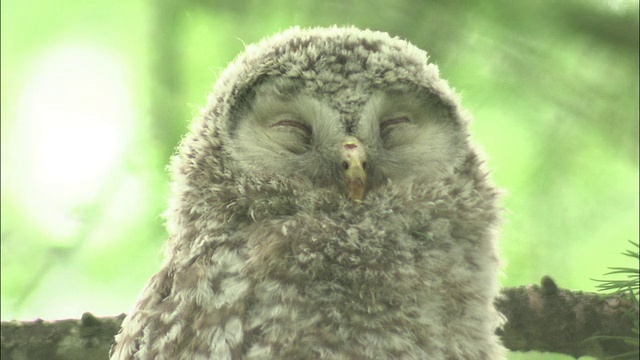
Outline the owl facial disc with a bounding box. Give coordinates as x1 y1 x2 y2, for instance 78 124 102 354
340 137 367 202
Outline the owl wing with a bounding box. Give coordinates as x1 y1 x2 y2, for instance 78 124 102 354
110 241 251 360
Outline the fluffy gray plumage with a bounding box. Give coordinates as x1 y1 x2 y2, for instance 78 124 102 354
111 26 506 359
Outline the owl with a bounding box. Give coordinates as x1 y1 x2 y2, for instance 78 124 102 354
110 26 506 359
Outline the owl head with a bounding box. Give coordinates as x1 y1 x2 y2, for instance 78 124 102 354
171 26 476 219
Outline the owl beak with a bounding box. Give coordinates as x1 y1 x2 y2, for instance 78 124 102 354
341 138 367 203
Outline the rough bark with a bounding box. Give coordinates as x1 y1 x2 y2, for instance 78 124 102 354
497 277 638 359
1 312 125 360
1 279 637 360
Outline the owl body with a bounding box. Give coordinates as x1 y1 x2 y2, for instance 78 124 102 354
111 27 505 359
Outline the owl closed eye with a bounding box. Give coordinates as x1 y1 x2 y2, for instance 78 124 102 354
228 78 468 201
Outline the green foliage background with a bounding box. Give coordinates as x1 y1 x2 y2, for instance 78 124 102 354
1 1 638 358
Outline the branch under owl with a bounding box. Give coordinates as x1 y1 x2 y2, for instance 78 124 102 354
1 278 637 359
496 276 638 358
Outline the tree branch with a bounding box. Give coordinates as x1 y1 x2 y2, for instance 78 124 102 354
1 279 637 359
498 277 638 358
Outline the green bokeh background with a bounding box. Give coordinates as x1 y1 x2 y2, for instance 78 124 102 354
1 1 638 359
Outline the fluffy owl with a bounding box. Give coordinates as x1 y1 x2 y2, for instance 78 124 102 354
110 26 506 359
